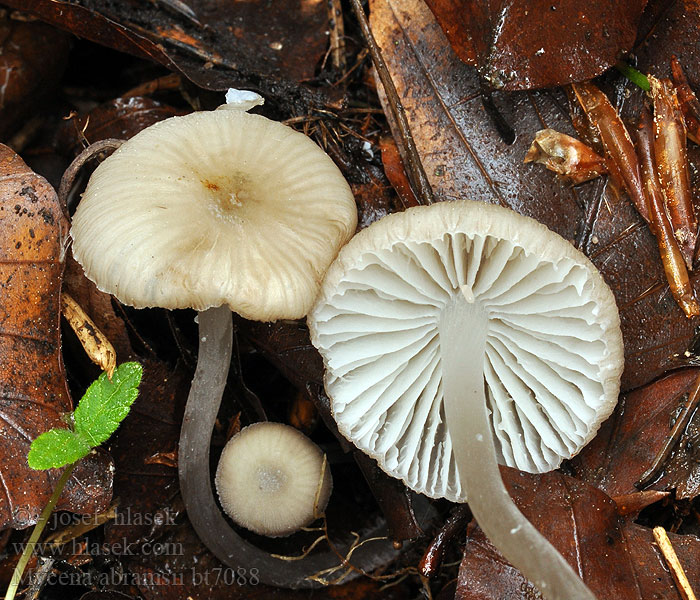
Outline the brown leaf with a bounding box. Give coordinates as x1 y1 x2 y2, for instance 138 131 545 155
423 0 647 91
0 15 70 138
9 0 328 105
104 359 187 547
369 0 699 391
571 368 700 500
0 144 111 530
455 469 700 599
56 97 186 158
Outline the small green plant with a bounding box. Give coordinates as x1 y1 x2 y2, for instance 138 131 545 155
6 362 143 600
615 61 651 92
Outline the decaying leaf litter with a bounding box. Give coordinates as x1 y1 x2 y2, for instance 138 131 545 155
0 0 696 599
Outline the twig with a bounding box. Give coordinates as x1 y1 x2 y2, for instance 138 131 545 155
653 526 698 600
636 370 700 488
58 139 125 211
348 0 434 206
327 0 347 72
62 293 117 379
24 557 54 600
419 505 471 578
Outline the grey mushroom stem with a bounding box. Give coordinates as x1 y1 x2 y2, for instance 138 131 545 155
178 306 395 588
438 287 597 600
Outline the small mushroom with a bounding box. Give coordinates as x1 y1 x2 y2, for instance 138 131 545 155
69 90 385 588
308 200 624 600
216 422 332 537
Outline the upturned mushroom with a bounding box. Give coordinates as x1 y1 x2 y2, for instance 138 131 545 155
308 200 624 600
69 90 383 587
216 422 332 537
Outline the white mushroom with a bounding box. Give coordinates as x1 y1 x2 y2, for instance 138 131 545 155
308 200 624 600
71 92 356 321
69 90 360 587
216 422 332 537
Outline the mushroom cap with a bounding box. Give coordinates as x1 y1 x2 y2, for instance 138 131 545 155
71 107 357 321
215 422 332 537
308 200 624 503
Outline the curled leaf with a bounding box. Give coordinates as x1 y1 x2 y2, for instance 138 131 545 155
524 128 607 185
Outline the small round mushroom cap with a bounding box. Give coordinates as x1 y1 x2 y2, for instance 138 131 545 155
70 102 357 321
215 422 332 537
308 200 623 503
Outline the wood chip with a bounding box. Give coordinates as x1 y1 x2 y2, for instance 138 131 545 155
653 526 698 600
62 293 117 378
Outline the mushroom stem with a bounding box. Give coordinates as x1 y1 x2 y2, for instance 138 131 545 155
178 306 396 588
440 297 597 600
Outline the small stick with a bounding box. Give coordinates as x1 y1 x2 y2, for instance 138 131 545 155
670 56 700 145
24 557 54 600
62 293 117 379
571 82 649 223
653 526 698 600
58 139 125 210
327 0 347 72
637 370 700 488
649 75 697 269
348 0 434 206
481 90 515 145
419 505 471 578
636 106 699 317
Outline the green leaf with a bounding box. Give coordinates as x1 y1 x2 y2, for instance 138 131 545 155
615 61 651 92
73 362 143 447
28 429 91 470
27 362 143 471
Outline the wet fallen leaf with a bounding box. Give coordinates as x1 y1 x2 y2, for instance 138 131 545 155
9 0 329 108
454 468 700 599
103 358 187 548
0 144 111 529
572 368 700 500
0 14 71 138
56 97 186 158
424 0 647 91
369 0 700 391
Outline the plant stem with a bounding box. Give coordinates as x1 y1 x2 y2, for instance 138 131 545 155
615 61 650 92
6 462 77 600
439 295 597 600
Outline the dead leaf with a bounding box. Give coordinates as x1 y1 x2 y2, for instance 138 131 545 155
104 359 187 547
424 0 648 91
9 0 329 107
56 97 186 158
0 144 111 530
454 468 700 599
369 0 700 391
571 368 700 500
0 14 71 138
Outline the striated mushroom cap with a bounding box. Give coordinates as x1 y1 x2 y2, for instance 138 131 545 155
308 200 624 503
71 103 357 321
215 422 332 537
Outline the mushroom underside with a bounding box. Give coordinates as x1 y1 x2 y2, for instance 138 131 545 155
309 201 623 600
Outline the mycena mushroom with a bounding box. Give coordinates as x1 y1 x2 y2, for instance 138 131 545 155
308 200 624 600
215 422 332 537
69 90 389 587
